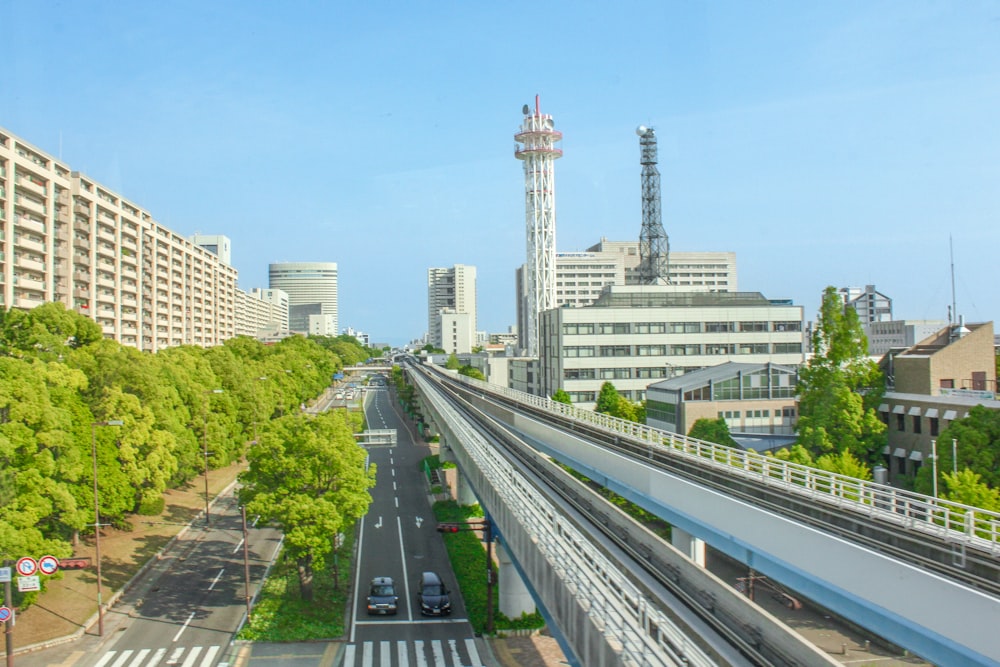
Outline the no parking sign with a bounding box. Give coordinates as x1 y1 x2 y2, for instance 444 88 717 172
0 607 12 623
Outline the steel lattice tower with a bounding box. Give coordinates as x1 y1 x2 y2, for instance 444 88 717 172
515 96 563 356
636 125 670 284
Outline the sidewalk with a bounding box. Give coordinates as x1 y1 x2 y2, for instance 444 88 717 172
1 460 246 656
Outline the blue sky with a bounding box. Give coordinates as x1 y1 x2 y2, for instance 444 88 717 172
5 1 999 346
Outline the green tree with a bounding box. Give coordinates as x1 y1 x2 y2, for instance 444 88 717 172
239 412 375 600
931 406 1000 490
939 469 1000 511
445 354 461 370
796 286 886 460
595 382 622 415
551 389 572 405
815 449 872 480
687 418 738 447
458 365 485 381
770 444 816 467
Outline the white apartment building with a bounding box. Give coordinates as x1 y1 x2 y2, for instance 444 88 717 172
235 287 289 337
555 251 625 308
439 309 475 355
269 262 338 334
538 285 804 408
585 239 737 291
427 264 477 349
0 127 237 351
837 284 892 324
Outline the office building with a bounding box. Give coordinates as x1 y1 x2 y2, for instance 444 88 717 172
538 285 804 408
269 262 338 335
864 319 947 357
0 126 237 351
427 264 477 350
585 239 737 291
235 288 288 337
837 284 892 324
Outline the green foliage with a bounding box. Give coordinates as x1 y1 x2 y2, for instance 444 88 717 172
551 389 572 405
458 365 485 381
688 418 738 447
445 354 461 370
940 469 1000 511
239 411 375 599
236 530 353 641
932 406 1000 489
796 286 886 461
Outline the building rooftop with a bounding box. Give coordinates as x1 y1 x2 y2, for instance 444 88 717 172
649 361 798 393
592 286 790 309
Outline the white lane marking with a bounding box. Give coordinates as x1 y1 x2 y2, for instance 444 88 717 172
397 515 412 621
363 640 374 666
415 516 423 528
391 468 395 477
93 653 116 667
126 649 150 667
374 516 382 529
397 640 409 667
109 650 133 667
208 568 225 590
201 646 221 665
431 639 445 665
351 515 366 643
449 638 462 666
165 647 184 664
393 481 397 491
147 647 167 667
465 638 483 667
172 611 196 641
342 644 356 666
380 640 391 667
395 497 399 509
414 640 428 667
179 645 202 667
233 538 245 554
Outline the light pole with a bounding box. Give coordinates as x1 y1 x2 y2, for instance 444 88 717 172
952 438 958 475
203 389 224 525
931 438 938 499
91 419 123 637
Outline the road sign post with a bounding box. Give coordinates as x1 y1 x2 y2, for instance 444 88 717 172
4 559 12 667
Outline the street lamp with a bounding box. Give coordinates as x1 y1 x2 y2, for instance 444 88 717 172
931 438 938 499
203 389 224 525
91 419 123 637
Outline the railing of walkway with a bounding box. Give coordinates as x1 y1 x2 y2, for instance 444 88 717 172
442 369 1000 556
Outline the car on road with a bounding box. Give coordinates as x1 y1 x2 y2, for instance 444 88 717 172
367 576 399 615
416 571 451 616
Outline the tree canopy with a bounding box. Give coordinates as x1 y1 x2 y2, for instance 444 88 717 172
796 286 886 461
687 418 738 447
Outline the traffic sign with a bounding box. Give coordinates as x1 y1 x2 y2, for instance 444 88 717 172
17 575 40 592
0 567 10 583
38 555 59 576
15 557 38 577
0 607 12 623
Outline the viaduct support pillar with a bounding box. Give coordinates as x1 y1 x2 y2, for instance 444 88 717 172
498 541 534 618
672 527 706 567
456 468 478 506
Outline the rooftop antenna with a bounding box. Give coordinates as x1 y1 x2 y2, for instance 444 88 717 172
949 235 956 325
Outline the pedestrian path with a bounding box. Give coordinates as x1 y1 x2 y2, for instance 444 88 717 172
92 645 223 667
341 638 485 666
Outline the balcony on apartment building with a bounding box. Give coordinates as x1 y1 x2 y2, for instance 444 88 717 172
14 194 47 216
14 235 45 254
14 175 47 197
15 255 45 272
15 216 46 235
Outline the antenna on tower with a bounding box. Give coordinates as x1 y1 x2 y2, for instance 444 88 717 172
949 235 956 325
636 125 670 284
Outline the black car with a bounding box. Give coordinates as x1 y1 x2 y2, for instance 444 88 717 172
367 576 399 615
416 571 451 616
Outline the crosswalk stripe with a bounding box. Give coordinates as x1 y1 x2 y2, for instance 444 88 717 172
127 649 151 667
414 640 427 667
465 638 483 667
94 653 116 667
166 647 184 665
343 643 357 665
179 645 202 667
202 646 221 665
380 640 391 667
147 648 167 667
431 639 444 665
110 650 134 667
363 640 374 667
343 639 483 667
396 640 409 667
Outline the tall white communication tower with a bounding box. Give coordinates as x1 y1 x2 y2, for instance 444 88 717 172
515 95 563 357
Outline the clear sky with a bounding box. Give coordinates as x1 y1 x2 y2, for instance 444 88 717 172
5 1 999 346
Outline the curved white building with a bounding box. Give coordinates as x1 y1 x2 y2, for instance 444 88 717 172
268 262 338 335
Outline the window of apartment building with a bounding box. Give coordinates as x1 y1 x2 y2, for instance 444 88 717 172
565 346 596 357
599 345 631 357
738 343 769 355
635 367 668 379
598 322 630 335
636 345 666 356
912 415 922 434
705 321 735 333
773 343 803 354
939 379 954 389
564 368 596 380
930 417 939 436
706 344 735 355
773 321 802 332
599 368 632 379
633 322 666 334
669 322 701 334
781 407 796 419
563 323 595 335
896 413 905 431
568 391 596 403
739 321 769 332
718 410 740 420
669 344 701 356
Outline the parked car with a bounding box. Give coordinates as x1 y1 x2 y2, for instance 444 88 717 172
367 576 399 615
416 571 451 616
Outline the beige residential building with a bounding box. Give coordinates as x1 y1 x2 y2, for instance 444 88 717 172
0 126 237 351
585 239 737 291
235 287 289 337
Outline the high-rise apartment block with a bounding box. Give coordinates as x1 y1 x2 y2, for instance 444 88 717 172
837 285 892 324
269 262 339 335
0 127 237 351
235 288 289 337
427 264 477 353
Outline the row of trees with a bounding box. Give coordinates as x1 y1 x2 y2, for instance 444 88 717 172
0 302 377 600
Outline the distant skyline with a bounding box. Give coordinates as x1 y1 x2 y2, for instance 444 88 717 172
5 1 999 346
